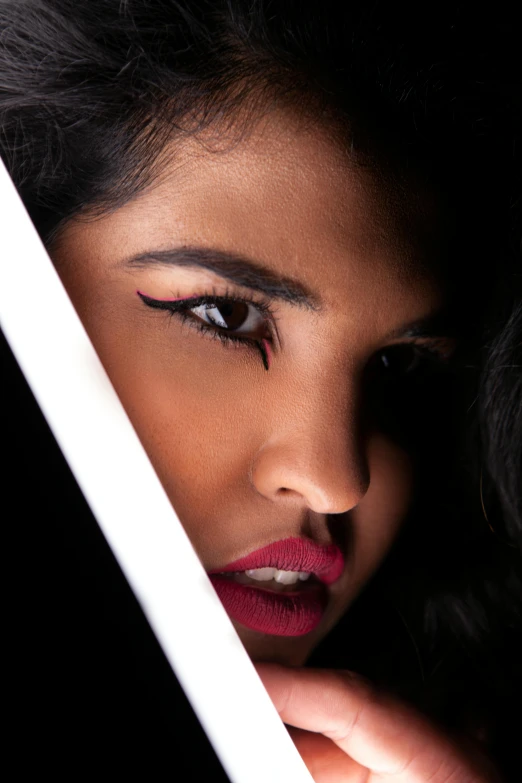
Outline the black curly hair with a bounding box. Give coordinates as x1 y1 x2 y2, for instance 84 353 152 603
1 1 520 778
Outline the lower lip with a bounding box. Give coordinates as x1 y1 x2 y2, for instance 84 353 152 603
209 576 328 636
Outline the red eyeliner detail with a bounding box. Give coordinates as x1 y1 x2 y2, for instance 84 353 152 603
261 339 272 369
137 289 273 371
255 339 271 371
136 289 198 303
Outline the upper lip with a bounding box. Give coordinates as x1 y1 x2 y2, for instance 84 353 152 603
208 536 345 586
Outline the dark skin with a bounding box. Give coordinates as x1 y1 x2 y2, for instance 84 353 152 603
50 110 497 780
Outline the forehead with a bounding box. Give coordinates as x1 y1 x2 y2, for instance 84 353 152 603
57 108 444 306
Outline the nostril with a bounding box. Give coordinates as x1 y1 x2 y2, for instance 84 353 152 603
275 487 303 501
251 442 368 513
275 487 308 503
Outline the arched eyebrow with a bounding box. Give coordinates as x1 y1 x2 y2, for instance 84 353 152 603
123 246 320 310
123 244 460 341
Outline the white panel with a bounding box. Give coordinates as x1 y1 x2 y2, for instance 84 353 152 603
0 158 314 783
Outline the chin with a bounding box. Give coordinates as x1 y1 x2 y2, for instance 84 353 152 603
234 621 323 666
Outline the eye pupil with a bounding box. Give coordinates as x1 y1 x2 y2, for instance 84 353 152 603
379 346 418 375
206 302 249 330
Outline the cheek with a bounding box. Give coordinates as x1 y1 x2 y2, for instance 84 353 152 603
53 264 273 555
342 433 414 598
363 432 414 538
79 314 266 550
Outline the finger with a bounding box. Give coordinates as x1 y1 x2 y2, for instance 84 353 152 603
286 727 368 783
256 664 492 782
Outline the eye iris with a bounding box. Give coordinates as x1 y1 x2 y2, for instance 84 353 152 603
205 302 249 330
380 346 418 375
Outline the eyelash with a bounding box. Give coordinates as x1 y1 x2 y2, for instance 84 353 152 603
137 289 276 369
137 289 454 377
374 340 455 378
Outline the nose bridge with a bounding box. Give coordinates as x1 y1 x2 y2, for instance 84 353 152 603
251 367 369 514
298 373 369 488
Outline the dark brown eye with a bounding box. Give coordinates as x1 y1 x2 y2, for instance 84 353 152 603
364 343 455 448
190 301 265 334
368 342 453 386
378 345 422 376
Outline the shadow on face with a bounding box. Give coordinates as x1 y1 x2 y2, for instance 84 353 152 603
50 108 455 665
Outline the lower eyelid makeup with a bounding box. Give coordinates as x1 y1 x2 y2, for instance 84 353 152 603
136 289 272 371
261 339 272 370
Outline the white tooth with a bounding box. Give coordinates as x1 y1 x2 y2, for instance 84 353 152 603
244 568 309 585
274 569 300 585
245 568 277 582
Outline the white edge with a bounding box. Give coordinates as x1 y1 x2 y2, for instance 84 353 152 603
0 158 315 783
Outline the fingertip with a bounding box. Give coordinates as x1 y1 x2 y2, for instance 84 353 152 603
254 661 293 685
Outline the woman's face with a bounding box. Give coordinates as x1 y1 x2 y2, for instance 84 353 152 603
51 111 451 665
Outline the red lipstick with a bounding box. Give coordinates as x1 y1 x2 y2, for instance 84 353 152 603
208 537 344 637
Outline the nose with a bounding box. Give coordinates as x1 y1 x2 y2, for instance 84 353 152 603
251 388 370 515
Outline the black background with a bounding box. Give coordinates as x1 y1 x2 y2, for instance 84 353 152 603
2 328 231 781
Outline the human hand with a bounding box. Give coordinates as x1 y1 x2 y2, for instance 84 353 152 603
255 664 501 782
